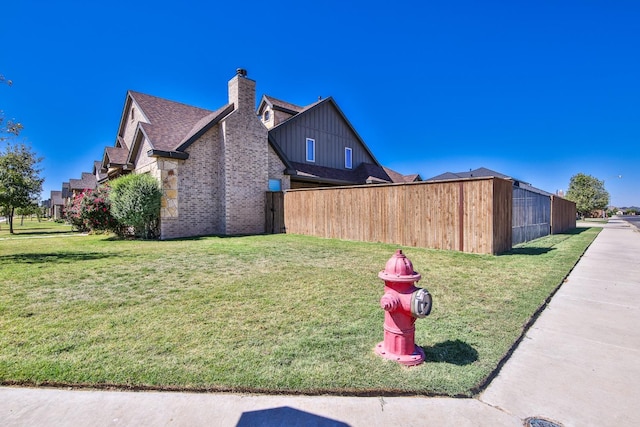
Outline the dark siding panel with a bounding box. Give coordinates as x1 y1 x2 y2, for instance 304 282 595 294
270 101 376 169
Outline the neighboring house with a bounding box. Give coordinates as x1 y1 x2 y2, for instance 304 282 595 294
94 69 268 239
61 182 71 207
69 172 97 197
50 190 64 220
259 95 416 188
93 161 108 184
383 167 422 184
82 69 416 240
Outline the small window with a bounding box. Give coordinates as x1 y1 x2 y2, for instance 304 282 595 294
345 147 353 169
306 138 315 162
130 108 135 122
263 110 270 122
268 179 282 192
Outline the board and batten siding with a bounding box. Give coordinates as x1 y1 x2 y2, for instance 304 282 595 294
269 101 376 169
283 177 514 254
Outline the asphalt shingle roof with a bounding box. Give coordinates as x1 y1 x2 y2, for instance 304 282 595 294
129 91 216 152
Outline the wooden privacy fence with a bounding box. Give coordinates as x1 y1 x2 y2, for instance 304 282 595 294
551 195 577 234
282 177 576 255
265 191 285 234
284 177 514 254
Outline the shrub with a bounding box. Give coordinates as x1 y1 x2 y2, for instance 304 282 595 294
110 173 161 239
64 185 120 234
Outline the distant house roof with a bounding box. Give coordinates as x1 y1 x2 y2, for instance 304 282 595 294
69 172 97 191
51 190 63 206
427 167 515 182
382 167 422 183
61 182 71 199
105 146 130 167
426 167 554 196
93 161 108 182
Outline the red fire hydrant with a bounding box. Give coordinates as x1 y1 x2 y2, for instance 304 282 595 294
375 249 432 366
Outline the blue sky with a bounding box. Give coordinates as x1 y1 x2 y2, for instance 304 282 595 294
2 0 638 206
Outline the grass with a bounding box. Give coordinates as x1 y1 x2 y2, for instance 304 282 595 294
0 221 600 396
0 217 75 239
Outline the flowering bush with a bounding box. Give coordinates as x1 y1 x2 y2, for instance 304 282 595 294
64 184 121 234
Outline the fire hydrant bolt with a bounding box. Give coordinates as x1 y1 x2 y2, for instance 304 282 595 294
380 293 400 311
374 250 432 367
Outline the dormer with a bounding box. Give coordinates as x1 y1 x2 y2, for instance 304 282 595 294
257 95 304 129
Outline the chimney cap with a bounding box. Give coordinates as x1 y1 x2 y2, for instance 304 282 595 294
236 68 248 77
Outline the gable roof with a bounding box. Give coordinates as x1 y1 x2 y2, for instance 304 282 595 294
69 172 97 191
104 146 130 167
61 182 71 199
427 167 515 182
51 190 63 206
383 167 422 183
128 91 219 153
269 96 383 167
93 161 108 182
257 95 304 116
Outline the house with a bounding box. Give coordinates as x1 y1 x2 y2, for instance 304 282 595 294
87 69 416 240
69 172 97 197
259 95 413 188
49 190 64 220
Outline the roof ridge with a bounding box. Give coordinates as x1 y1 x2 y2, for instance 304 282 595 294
128 90 214 114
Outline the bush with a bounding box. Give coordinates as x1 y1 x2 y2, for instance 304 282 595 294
110 173 161 239
64 185 120 234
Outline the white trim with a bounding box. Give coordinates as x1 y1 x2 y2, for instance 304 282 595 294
345 147 353 169
306 138 315 162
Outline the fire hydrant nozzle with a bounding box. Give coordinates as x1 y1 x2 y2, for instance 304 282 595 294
375 250 432 366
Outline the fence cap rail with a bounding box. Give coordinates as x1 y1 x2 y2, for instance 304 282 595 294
284 176 511 193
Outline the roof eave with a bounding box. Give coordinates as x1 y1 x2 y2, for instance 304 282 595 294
147 149 189 160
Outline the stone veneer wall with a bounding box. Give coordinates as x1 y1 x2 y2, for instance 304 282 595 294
135 157 182 239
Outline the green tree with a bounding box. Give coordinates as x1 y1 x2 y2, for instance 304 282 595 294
565 173 609 219
110 173 162 239
1 74 23 142
0 143 44 233
16 202 41 225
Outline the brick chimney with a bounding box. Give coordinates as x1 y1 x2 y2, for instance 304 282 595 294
228 68 256 114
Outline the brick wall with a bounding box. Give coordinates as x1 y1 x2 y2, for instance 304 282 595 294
268 145 290 190
222 74 269 234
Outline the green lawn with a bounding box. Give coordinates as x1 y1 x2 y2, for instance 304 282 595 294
0 221 599 396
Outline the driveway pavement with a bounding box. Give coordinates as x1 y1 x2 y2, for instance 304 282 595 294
2 219 639 426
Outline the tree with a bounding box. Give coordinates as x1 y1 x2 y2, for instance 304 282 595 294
565 173 609 219
0 143 44 233
0 74 23 142
110 173 162 239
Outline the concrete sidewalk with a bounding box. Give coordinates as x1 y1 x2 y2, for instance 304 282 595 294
2 219 639 426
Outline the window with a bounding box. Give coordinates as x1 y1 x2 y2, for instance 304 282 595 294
345 147 353 169
263 110 270 122
130 108 135 122
268 179 282 192
306 138 315 162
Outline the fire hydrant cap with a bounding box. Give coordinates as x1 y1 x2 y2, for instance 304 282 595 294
378 249 421 282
